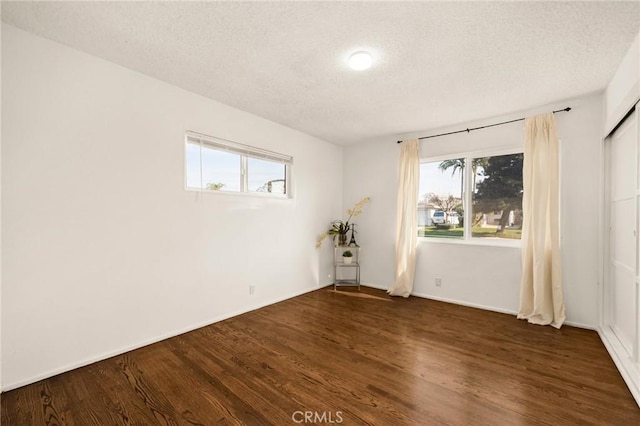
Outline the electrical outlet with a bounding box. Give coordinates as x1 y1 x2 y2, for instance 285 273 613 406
249 285 255 295
435 277 442 287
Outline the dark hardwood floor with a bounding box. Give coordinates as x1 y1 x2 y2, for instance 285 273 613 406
2 286 639 425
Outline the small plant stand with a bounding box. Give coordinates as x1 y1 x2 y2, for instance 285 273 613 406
334 246 360 291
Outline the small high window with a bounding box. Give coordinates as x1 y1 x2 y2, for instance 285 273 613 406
185 131 292 197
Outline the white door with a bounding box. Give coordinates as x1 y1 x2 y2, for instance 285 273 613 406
607 108 639 359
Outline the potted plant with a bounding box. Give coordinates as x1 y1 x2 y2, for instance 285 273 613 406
329 220 351 246
342 250 354 264
316 197 371 248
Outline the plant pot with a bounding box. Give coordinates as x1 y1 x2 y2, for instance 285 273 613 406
338 233 348 246
343 257 352 264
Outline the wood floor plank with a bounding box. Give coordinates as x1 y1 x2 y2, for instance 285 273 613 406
85 359 167 425
2 286 639 425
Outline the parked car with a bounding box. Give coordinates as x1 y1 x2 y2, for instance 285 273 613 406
432 210 446 225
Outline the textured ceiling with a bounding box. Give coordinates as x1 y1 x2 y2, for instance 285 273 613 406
2 1 640 145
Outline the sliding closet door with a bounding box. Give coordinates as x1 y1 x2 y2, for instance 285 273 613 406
607 108 639 360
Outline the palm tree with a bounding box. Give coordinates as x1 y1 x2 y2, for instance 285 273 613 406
438 158 465 177
438 158 465 199
439 158 490 224
439 158 490 196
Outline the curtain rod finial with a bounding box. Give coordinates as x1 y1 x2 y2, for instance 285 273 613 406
397 140 402 144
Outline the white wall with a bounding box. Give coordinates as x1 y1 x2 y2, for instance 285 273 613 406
344 93 603 328
604 30 639 136
1 25 342 390
0 16 4 389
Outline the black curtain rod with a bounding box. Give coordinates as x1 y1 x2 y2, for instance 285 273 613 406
396 107 572 143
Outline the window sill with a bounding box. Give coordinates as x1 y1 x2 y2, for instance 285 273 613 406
417 237 521 248
185 187 291 200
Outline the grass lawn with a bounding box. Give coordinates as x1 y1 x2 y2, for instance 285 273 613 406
418 226 521 239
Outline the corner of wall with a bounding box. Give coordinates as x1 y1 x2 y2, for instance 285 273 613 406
604 30 640 136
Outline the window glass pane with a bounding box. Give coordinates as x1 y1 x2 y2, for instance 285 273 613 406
472 153 523 239
202 146 241 192
185 142 202 189
418 159 465 238
248 157 286 194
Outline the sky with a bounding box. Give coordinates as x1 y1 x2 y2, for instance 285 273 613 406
419 160 464 200
186 143 284 192
420 159 491 201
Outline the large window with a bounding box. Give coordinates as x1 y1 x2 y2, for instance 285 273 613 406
185 131 292 196
418 151 523 241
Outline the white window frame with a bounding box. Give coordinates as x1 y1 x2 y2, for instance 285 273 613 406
185 131 293 199
419 145 523 248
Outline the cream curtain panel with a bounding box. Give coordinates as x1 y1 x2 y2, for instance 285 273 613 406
518 113 566 328
388 139 419 297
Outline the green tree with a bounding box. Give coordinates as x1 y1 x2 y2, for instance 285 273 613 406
206 182 225 190
474 154 523 232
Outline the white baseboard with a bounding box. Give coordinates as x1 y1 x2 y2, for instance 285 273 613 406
1 284 322 393
412 291 520 317
363 282 520 315
363 282 518 314
597 325 640 407
563 320 597 331
360 283 595 330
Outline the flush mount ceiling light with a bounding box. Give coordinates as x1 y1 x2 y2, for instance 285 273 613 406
348 51 373 71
